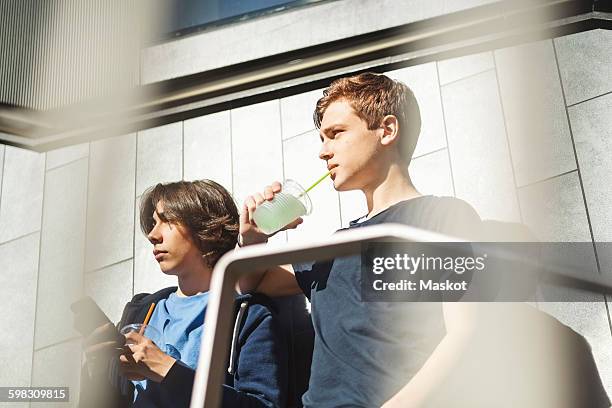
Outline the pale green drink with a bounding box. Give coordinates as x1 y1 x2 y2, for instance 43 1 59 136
253 180 312 235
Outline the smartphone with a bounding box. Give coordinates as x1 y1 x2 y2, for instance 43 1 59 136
70 296 113 337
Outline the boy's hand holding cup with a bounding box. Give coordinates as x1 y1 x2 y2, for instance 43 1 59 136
240 173 330 247
240 181 304 246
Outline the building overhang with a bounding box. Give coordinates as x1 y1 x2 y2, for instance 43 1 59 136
1 0 610 152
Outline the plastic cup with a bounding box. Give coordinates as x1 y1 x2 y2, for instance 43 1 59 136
120 323 161 346
253 179 312 235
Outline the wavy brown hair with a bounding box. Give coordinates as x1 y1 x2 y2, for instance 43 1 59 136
139 180 239 268
313 72 421 162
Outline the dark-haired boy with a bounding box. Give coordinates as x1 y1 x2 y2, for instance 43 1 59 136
79 179 287 408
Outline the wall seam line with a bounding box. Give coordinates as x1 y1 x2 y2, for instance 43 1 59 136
81 144 92 293
552 40 602 275
133 133 138 297
278 99 288 242
439 67 496 89
0 230 40 247
604 294 612 340
46 155 89 173
492 52 524 223
435 61 456 197
283 128 317 142
567 90 612 108
87 256 134 275
29 152 47 387
412 146 447 161
229 110 235 195
517 169 578 190
33 335 82 353
0 147 6 219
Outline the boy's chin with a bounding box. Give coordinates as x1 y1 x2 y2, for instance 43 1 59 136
158 263 178 275
331 176 345 190
333 177 358 192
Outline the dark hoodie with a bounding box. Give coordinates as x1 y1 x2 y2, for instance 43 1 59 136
79 287 287 408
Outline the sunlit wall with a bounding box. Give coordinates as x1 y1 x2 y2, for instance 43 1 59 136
0 3 610 406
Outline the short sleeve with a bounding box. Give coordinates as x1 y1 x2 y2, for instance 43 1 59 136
292 261 316 300
292 260 333 301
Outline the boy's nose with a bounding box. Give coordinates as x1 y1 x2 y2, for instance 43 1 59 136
148 228 162 244
319 145 333 161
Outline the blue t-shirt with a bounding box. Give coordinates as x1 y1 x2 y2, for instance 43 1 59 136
293 196 481 408
132 291 209 405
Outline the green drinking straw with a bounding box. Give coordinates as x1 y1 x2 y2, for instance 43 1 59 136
299 170 332 198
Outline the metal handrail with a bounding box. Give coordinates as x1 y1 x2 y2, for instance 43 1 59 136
189 223 612 407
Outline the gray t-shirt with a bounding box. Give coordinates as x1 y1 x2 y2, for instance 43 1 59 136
293 196 481 408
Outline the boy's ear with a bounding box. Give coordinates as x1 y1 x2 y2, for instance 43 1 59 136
379 115 400 146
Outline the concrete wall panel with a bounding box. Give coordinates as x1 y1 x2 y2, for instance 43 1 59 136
184 111 233 190
0 233 39 388
31 338 82 407
0 146 44 243
231 100 283 205
35 158 88 349
437 52 494 86
555 29 612 106
46 143 89 171
495 40 575 186
409 149 454 197
86 134 136 271
85 259 133 324
442 70 520 222
280 89 322 140
136 123 183 196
